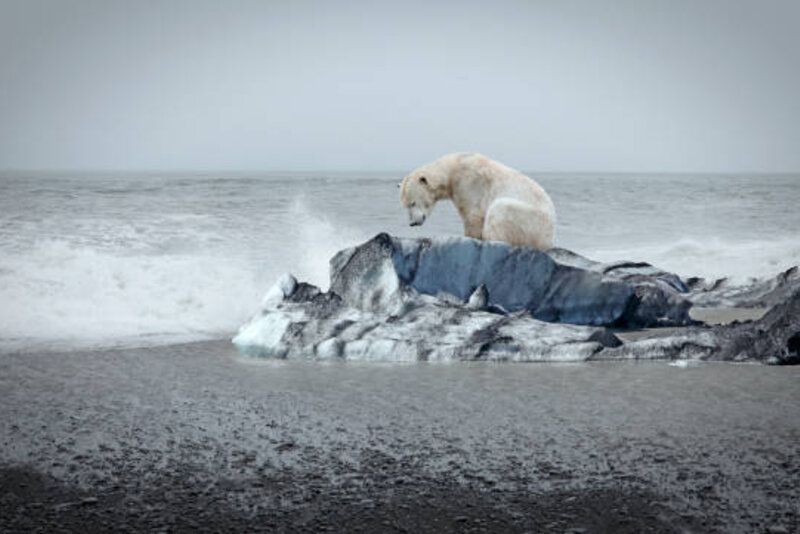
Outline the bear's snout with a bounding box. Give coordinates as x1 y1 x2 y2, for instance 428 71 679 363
409 214 426 226
407 208 426 226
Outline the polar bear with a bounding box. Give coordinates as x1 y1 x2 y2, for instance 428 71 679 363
399 153 556 250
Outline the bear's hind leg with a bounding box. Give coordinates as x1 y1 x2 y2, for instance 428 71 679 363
482 199 554 250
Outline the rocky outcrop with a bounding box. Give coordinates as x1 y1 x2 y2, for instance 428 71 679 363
712 288 800 364
596 288 800 365
329 233 694 328
686 265 800 308
234 272 621 361
233 234 800 364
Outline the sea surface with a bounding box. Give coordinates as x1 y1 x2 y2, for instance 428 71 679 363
1 172 799 353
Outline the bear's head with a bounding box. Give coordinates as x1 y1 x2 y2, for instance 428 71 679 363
399 171 436 227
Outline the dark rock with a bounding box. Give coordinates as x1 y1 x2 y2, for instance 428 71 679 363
237 235 656 361
687 265 800 308
330 233 693 328
713 288 800 364
601 288 800 365
286 282 322 303
234 233 800 364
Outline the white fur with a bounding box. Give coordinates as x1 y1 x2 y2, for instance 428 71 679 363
399 153 556 250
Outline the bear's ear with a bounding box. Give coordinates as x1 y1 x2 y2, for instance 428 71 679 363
418 176 428 186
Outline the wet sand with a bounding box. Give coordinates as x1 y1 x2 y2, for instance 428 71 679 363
1 340 798 533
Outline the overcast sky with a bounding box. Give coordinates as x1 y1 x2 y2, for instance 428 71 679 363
1 0 798 172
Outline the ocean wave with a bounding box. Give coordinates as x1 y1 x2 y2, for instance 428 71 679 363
0 200 370 353
587 235 800 282
286 197 371 289
0 239 261 352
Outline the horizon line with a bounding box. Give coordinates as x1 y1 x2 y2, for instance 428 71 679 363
2 168 799 176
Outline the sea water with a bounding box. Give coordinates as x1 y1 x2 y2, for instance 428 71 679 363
1 172 798 352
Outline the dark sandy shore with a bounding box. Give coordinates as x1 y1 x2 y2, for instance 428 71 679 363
1 340 798 533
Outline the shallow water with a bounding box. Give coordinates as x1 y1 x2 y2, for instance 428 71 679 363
1 171 798 351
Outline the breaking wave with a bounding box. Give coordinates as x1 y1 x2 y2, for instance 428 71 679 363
0 240 259 352
587 235 800 282
0 198 369 353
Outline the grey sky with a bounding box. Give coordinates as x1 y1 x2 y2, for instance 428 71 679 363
1 0 798 172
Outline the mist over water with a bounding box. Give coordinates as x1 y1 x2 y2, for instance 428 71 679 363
1 172 798 352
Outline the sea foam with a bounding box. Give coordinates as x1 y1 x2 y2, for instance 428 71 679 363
0 197 368 352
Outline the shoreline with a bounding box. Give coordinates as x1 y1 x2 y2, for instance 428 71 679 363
2 341 798 532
